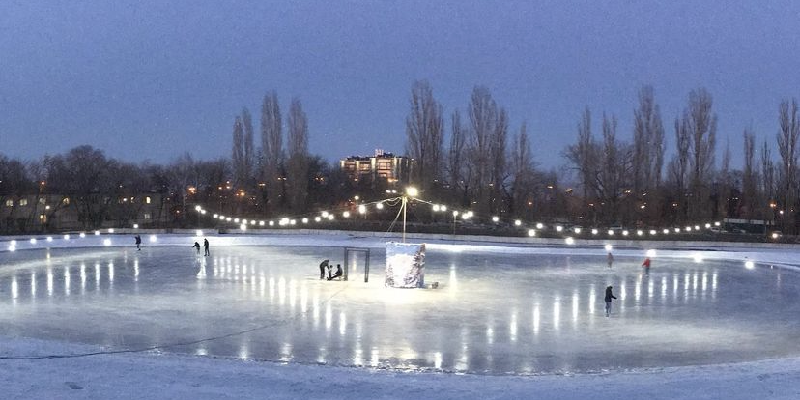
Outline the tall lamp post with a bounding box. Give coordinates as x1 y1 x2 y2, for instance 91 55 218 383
402 187 418 243
452 210 459 236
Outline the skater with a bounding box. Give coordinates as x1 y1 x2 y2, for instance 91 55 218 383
193 242 201 254
327 264 343 281
642 257 651 274
604 285 617 317
319 259 330 279
607 252 614 268
134 234 142 251
203 238 210 256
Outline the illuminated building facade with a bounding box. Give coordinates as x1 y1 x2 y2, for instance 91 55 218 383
340 149 410 186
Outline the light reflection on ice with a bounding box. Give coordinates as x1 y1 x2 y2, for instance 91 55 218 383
64 267 70 296
509 310 518 342
552 297 560 330
47 267 53 297
11 276 18 302
0 245 797 375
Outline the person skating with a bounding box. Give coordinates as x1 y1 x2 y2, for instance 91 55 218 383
134 234 142 251
203 238 210 256
193 242 201 254
327 264 343 281
604 285 617 317
319 259 330 279
642 257 651 275
607 252 614 268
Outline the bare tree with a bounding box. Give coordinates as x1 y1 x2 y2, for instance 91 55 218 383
490 108 508 213
286 98 309 212
231 116 245 187
598 114 631 223
565 108 598 222
716 141 732 219
742 128 758 218
686 88 717 220
242 107 255 188
761 140 776 227
260 91 283 214
405 80 444 194
632 86 666 192
447 109 467 205
510 123 535 218
777 98 799 233
466 86 507 215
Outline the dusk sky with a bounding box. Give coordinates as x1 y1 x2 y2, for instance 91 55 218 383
1 0 799 169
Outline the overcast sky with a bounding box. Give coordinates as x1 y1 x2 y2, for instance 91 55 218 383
1 0 799 169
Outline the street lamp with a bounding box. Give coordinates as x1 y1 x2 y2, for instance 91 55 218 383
401 187 418 242
452 210 459 235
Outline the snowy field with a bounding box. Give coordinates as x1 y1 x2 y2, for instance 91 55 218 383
2 232 800 399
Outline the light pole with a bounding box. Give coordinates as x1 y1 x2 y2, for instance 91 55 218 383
403 187 418 243
452 210 459 236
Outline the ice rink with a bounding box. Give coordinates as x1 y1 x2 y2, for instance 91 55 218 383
1 235 800 375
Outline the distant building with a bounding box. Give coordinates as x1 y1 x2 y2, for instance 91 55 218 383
1 193 168 233
340 149 410 186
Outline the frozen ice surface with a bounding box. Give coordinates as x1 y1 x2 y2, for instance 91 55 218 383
1 234 800 376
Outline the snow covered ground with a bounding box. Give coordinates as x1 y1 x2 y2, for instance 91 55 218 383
2 232 800 398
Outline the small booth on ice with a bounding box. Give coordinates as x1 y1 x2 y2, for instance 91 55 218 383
385 242 426 288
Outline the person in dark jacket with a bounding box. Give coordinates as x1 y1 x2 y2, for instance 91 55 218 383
604 285 617 317
134 235 142 251
327 264 343 281
203 238 210 256
319 259 330 279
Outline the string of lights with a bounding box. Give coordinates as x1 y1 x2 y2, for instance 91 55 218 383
192 187 728 240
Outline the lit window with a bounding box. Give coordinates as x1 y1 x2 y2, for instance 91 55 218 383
145 196 151 204
38 197 46 204
144 213 152 220
63 197 70 205
19 199 28 206
5 199 12 207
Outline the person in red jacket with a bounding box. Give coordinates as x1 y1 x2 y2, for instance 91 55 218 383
642 257 651 274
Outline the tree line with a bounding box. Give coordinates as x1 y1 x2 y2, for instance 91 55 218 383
1 84 798 234
407 81 799 234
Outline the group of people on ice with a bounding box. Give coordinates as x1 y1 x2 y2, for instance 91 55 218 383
603 253 652 317
319 259 343 281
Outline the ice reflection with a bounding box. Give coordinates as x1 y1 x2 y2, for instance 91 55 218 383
370 348 380 367
571 292 579 327
509 310 518 342
64 267 71 296
325 302 332 333
0 247 781 375
280 342 293 362
95 263 101 290
47 267 53 297
11 276 18 303
552 297 560 331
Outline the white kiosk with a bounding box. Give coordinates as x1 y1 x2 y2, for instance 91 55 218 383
385 242 425 288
